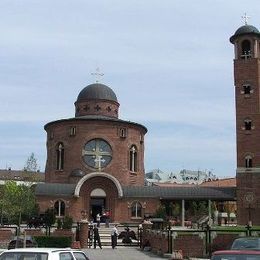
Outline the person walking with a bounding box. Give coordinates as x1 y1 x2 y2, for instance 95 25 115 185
111 224 119 249
93 225 102 249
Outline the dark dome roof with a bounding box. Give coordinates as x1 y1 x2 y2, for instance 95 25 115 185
230 24 260 43
234 25 259 35
77 83 118 102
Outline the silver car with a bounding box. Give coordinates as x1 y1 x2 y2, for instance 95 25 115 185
0 248 89 260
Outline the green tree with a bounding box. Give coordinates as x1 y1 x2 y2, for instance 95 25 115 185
154 204 167 219
44 208 56 236
1 181 37 234
24 152 39 172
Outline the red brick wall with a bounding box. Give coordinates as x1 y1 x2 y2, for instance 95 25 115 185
44 119 146 186
174 234 204 258
115 198 160 223
24 229 44 237
142 231 245 258
37 194 161 223
0 229 13 248
143 230 168 255
211 234 239 252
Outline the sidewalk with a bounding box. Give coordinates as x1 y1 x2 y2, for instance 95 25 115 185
83 247 167 260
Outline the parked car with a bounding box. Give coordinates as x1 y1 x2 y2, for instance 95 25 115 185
211 250 260 260
231 237 260 250
8 236 38 250
0 248 89 260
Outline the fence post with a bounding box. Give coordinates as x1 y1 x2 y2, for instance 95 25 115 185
207 225 212 256
246 224 252 237
168 225 172 254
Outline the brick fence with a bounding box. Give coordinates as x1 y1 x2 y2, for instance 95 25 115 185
0 229 13 249
142 227 260 258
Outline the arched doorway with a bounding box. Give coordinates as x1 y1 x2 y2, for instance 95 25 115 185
90 188 106 222
75 172 123 222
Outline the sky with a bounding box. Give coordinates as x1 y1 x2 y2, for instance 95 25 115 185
0 1 259 178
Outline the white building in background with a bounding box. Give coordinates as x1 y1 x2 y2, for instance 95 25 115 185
145 168 217 186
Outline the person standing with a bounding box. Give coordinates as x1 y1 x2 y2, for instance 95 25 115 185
111 224 119 249
105 210 110 227
93 225 102 249
96 213 101 227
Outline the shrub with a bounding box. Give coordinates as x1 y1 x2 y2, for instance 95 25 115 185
57 218 62 229
62 216 73 229
34 236 72 248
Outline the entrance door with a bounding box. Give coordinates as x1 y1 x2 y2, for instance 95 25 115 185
90 198 105 222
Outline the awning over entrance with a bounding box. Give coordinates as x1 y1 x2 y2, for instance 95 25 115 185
35 183 236 201
35 183 75 196
122 186 236 200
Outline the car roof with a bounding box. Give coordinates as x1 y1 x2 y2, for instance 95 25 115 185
234 237 260 241
11 236 34 240
5 248 83 253
213 250 260 255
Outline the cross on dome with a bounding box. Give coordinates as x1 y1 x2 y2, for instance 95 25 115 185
241 13 250 25
91 67 104 83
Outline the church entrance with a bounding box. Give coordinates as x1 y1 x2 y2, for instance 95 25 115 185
90 188 106 222
90 198 105 222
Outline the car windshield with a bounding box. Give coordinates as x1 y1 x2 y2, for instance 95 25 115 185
232 239 259 249
0 252 48 260
212 254 260 260
73 252 89 260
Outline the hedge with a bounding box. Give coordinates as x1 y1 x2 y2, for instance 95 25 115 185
34 236 72 248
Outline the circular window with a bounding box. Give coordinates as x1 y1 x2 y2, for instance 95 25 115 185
82 139 112 169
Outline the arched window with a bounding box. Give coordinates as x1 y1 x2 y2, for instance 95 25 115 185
245 155 253 168
131 201 142 218
241 40 251 59
244 119 252 131
129 145 137 172
56 143 64 170
54 200 65 217
243 84 251 95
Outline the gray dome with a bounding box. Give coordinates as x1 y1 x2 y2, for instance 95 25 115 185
230 24 260 43
77 83 118 102
235 25 259 35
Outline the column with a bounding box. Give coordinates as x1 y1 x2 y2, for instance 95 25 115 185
181 199 185 227
208 199 212 225
79 220 89 248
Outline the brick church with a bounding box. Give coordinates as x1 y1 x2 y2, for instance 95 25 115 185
35 22 260 225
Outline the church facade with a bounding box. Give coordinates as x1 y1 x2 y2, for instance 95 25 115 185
36 83 160 222
35 22 260 225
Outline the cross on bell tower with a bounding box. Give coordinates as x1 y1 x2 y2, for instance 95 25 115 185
91 67 104 83
241 13 250 25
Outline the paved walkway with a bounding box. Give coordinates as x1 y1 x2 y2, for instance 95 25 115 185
83 248 167 260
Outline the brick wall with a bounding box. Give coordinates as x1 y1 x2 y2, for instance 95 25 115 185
44 120 146 186
174 234 204 258
0 229 13 248
211 233 240 252
142 230 247 258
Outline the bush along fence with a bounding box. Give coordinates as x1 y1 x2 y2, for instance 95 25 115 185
140 225 260 258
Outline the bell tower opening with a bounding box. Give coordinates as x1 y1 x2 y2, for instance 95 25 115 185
241 40 251 59
90 188 106 222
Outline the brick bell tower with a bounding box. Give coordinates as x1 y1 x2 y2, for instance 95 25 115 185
230 17 260 225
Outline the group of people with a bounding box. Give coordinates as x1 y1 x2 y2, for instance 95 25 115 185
92 224 119 249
